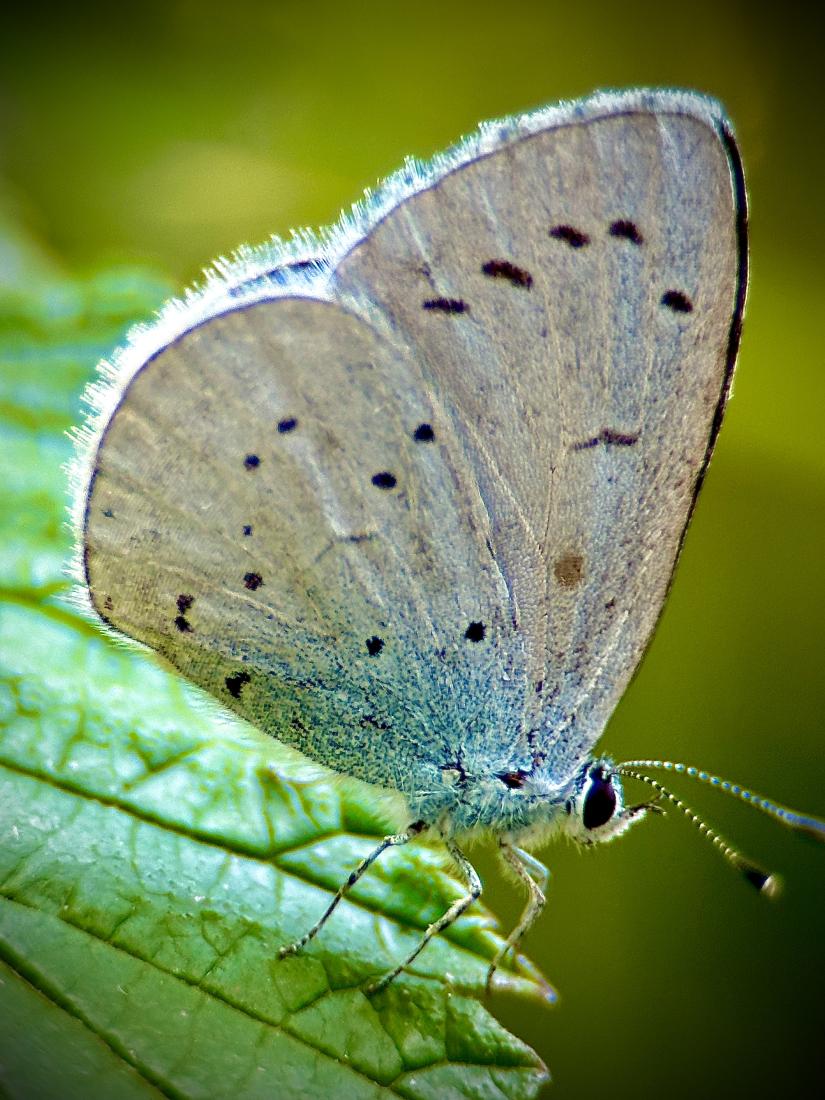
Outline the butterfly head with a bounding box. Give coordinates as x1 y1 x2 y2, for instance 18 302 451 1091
561 758 652 846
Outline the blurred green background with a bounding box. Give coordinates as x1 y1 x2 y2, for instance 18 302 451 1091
2 1 823 1096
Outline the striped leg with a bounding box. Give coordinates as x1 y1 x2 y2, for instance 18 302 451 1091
486 843 549 993
278 820 425 958
366 838 481 995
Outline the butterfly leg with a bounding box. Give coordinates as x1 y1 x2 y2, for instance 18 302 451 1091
486 843 549 994
366 838 481 995
278 819 426 959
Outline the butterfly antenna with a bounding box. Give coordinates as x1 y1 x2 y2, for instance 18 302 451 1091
619 759 825 843
614 765 780 897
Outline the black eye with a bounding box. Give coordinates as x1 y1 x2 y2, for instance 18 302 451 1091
583 766 617 829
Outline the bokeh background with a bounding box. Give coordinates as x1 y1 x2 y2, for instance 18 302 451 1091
2 2 823 1096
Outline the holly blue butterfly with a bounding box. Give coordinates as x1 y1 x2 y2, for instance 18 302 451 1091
74 87 825 993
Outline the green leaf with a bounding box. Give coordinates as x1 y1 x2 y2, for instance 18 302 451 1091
0 266 550 1097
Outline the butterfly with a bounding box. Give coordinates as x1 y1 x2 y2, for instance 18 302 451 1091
75 88 824 994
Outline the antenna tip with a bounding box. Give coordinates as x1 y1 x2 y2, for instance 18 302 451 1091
737 861 781 898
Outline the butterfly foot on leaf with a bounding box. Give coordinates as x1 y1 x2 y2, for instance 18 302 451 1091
363 975 391 998
485 954 509 998
277 939 307 959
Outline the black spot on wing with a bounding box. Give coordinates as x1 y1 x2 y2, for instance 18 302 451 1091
277 416 298 433
225 670 251 698
243 572 263 591
609 220 643 245
174 615 193 633
413 423 435 442
244 454 260 470
549 225 590 248
571 428 639 451
464 621 486 642
481 259 533 288
422 297 469 314
242 524 253 536
371 471 397 490
365 636 384 656
177 594 194 613
661 289 693 313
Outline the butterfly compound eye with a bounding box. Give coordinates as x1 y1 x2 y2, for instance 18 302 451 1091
582 765 618 830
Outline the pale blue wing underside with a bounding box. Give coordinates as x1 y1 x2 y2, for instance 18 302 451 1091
79 89 745 810
334 103 745 776
83 298 533 796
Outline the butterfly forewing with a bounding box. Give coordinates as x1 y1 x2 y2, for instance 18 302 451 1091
334 105 745 774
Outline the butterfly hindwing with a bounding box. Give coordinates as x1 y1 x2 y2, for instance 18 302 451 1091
84 297 530 789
